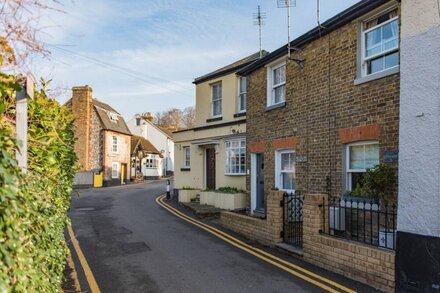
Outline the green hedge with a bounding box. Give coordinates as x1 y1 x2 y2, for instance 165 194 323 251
0 75 77 291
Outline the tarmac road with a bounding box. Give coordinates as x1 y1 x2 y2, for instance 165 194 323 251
68 181 374 293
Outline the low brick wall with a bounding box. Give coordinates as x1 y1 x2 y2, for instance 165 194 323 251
304 194 395 292
220 191 284 246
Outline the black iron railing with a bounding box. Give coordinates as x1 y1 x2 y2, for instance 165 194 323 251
320 197 397 250
282 191 304 249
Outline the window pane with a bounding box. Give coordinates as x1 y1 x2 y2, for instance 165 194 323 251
364 144 379 169
213 100 222 116
382 20 398 51
350 172 364 191
366 27 382 57
282 173 295 190
367 56 384 74
274 85 285 104
349 145 365 169
281 153 294 171
240 77 246 93
385 52 398 69
239 93 246 111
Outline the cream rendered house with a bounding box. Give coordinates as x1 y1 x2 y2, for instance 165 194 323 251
174 52 265 209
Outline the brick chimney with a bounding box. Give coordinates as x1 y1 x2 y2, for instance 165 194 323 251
71 85 93 171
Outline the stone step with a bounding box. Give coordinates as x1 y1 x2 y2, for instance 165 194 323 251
180 202 221 219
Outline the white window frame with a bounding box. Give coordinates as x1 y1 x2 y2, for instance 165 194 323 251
345 141 379 191
267 60 286 107
112 136 118 153
275 149 296 193
225 139 246 176
183 146 190 168
112 162 119 179
211 82 222 118
238 77 246 113
361 13 399 77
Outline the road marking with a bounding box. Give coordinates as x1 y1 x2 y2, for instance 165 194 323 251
156 195 356 293
67 224 101 293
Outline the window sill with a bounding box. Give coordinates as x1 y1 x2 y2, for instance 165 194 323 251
265 101 286 112
181 167 191 172
206 116 223 123
225 173 246 176
233 112 246 118
354 66 399 85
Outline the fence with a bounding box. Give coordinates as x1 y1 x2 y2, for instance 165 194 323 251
320 196 397 250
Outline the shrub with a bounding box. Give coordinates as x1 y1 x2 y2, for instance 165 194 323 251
216 187 245 194
0 76 77 291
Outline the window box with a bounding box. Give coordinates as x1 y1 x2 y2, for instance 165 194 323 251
180 168 191 172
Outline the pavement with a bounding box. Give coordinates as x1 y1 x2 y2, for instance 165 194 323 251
68 180 377 293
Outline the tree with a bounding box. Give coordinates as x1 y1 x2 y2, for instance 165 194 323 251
154 106 195 130
182 106 195 129
0 0 63 69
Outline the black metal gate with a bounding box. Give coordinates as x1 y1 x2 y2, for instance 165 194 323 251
282 191 304 248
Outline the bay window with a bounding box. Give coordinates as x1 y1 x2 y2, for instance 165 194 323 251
225 139 246 175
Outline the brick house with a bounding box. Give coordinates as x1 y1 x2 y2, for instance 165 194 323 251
68 86 132 187
221 0 400 291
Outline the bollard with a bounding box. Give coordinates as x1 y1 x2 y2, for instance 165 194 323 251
166 179 171 200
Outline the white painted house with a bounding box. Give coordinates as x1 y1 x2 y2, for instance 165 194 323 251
127 113 174 177
396 0 440 291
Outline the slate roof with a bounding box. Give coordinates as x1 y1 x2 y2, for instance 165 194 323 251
131 135 162 157
193 50 269 84
93 99 132 136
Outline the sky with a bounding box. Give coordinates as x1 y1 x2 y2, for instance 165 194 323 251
34 0 360 120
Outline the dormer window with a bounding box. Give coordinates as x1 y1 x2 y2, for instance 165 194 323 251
108 112 119 123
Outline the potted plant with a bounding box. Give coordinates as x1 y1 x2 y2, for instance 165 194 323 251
362 163 396 249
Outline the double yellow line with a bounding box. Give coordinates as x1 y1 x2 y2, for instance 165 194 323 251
156 194 356 293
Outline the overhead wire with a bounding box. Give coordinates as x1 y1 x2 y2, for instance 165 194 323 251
48 44 194 99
